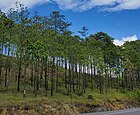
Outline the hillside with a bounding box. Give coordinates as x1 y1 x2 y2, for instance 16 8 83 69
0 2 140 115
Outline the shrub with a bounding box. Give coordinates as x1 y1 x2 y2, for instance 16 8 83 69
75 90 83 96
87 94 94 100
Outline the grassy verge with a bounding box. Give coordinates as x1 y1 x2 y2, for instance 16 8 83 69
0 89 127 106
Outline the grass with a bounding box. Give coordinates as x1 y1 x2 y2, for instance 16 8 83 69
0 88 127 107
0 84 135 115
0 67 131 111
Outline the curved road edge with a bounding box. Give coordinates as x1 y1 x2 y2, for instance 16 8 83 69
78 108 140 115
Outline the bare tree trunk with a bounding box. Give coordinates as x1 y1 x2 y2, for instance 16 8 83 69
82 65 86 93
5 67 8 88
17 57 22 92
45 61 48 97
78 64 81 90
34 59 39 97
56 57 59 92
64 59 67 88
37 60 39 91
23 65 27 98
0 42 3 88
30 64 33 86
75 64 79 90
90 62 93 91
68 63 71 93
51 57 55 96
4 40 11 91
72 64 75 92
40 62 43 88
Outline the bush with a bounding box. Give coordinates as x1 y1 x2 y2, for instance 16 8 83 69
127 89 140 103
61 90 69 96
75 90 83 96
134 89 140 101
87 94 94 100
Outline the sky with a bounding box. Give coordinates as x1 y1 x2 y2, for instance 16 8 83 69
0 0 140 46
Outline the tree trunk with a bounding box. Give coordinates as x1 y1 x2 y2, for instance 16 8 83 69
37 60 39 91
23 65 27 98
72 64 75 92
30 64 33 86
64 59 67 88
34 59 39 97
51 57 55 96
56 57 59 92
40 63 43 88
0 42 3 87
68 63 71 93
90 62 93 91
17 57 22 92
44 58 48 97
78 64 81 90
75 64 79 90
82 65 86 93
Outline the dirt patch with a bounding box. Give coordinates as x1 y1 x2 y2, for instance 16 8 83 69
0 100 138 115
75 99 138 114
0 103 78 115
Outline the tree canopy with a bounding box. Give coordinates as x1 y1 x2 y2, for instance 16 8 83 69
0 3 140 97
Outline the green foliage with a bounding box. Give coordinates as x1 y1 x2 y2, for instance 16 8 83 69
75 90 84 96
87 94 94 100
127 89 140 103
0 2 140 108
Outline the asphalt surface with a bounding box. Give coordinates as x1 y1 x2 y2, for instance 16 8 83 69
80 108 140 115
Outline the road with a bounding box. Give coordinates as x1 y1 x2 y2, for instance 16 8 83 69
80 108 140 115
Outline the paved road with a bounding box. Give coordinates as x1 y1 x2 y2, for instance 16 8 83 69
80 108 140 115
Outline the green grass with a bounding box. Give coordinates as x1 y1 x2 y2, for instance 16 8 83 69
0 67 130 109
0 88 127 107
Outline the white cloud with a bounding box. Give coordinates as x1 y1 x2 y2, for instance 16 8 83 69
122 35 138 42
53 0 140 12
53 0 81 10
0 0 140 12
105 0 140 11
0 0 50 12
113 35 138 46
113 39 124 46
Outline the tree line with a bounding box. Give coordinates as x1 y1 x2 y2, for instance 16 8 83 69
0 2 140 97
